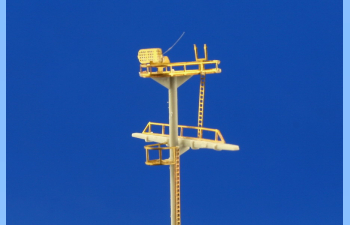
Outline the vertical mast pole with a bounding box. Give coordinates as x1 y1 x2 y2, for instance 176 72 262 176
168 77 179 225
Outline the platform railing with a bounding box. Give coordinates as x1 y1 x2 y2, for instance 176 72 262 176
142 122 226 143
139 60 221 77
144 142 177 166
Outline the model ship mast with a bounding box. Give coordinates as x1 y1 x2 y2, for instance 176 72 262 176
132 44 239 225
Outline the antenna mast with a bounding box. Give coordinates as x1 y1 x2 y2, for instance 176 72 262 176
132 44 239 225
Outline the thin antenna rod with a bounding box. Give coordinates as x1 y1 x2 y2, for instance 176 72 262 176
163 32 185 55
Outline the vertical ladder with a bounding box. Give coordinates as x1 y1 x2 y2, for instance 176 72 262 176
175 147 181 225
198 73 206 138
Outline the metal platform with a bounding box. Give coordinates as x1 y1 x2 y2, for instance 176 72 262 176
132 132 239 152
132 122 239 153
139 60 221 78
138 44 221 78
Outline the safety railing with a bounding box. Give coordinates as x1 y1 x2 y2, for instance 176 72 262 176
139 60 221 77
144 142 177 166
142 122 226 143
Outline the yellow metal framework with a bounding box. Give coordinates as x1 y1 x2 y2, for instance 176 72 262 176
142 122 226 143
198 73 206 138
174 146 181 225
139 60 220 77
138 44 221 78
144 142 177 166
144 141 181 224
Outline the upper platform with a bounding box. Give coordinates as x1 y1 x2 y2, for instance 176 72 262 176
139 60 221 78
138 44 222 78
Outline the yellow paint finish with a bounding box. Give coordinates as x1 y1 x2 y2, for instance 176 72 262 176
142 122 226 143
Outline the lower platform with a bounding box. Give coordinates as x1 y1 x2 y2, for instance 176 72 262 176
132 133 240 152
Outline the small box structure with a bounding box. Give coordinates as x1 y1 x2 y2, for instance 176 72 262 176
137 48 163 64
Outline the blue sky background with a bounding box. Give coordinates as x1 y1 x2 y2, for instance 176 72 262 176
1 0 5 224
344 0 349 223
6 1 342 224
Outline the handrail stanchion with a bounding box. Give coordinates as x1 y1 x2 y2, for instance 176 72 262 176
159 148 162 164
